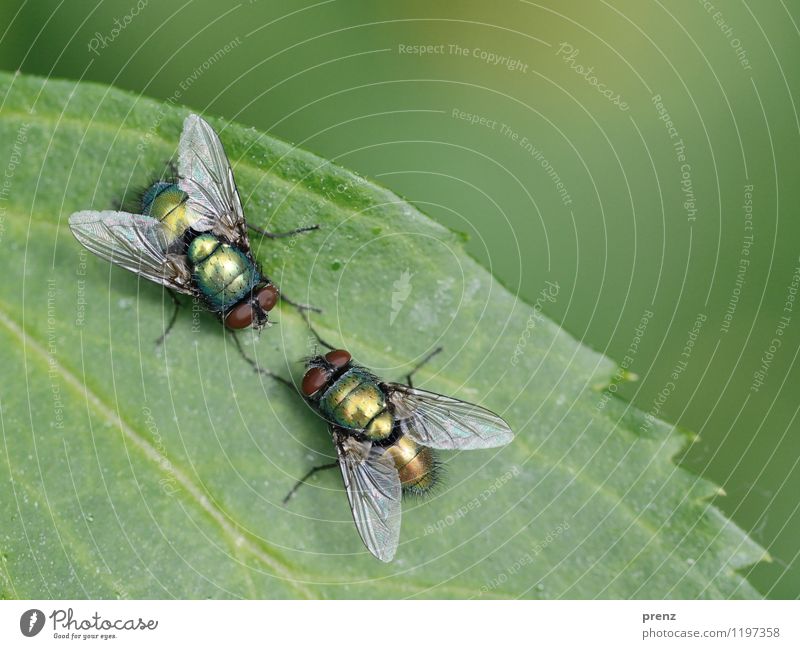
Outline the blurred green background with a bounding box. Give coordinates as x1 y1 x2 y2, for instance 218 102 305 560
1 0 798 597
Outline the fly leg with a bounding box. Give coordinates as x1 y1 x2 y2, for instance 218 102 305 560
299 311 337 351
403 347 444 388
247 223 321 312
164 158 179 179
280 293 322 315
156 289 182 346
282 462 339 504
230 331 294 390
248 223 320 239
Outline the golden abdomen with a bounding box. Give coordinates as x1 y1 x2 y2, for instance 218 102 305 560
386 436 438 494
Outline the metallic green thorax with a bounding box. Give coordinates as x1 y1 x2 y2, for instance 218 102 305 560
186 234 260 311
139 182 263 314
319 368 394 441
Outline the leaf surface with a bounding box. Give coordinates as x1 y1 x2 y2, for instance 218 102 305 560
0 72 764 598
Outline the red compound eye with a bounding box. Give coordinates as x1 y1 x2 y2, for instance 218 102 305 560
302 366 331 396
257 284 279 312
324 349 351 368
224 302 254 329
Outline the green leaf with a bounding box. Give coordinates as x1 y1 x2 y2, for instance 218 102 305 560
0 72 765 599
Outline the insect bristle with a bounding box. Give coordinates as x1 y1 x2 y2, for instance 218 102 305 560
113 159 178 213
401 448 444 499
299 353 326 367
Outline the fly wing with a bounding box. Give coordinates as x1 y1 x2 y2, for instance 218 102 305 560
387 384 513 450
68 210 193 293
335 433 402 562
177 113 249 249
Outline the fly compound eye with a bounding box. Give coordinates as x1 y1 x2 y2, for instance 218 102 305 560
224 301 255 329
302 366 331 396
257 284 279 312
324 349 351 369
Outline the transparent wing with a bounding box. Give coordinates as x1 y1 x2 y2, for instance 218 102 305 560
68 210 192 293
177 113 249 248
387 384 514 450
335 433 402 562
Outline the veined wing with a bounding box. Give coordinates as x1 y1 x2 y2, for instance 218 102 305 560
335 432 401 562
177 113 249 249
387 384 513 451
68 210 192 292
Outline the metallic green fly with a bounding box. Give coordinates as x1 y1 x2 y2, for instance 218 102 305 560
69 114 316 337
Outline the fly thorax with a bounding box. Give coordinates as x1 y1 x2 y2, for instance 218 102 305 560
186 233 220 265
186 234 260 310
320 369 393 441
